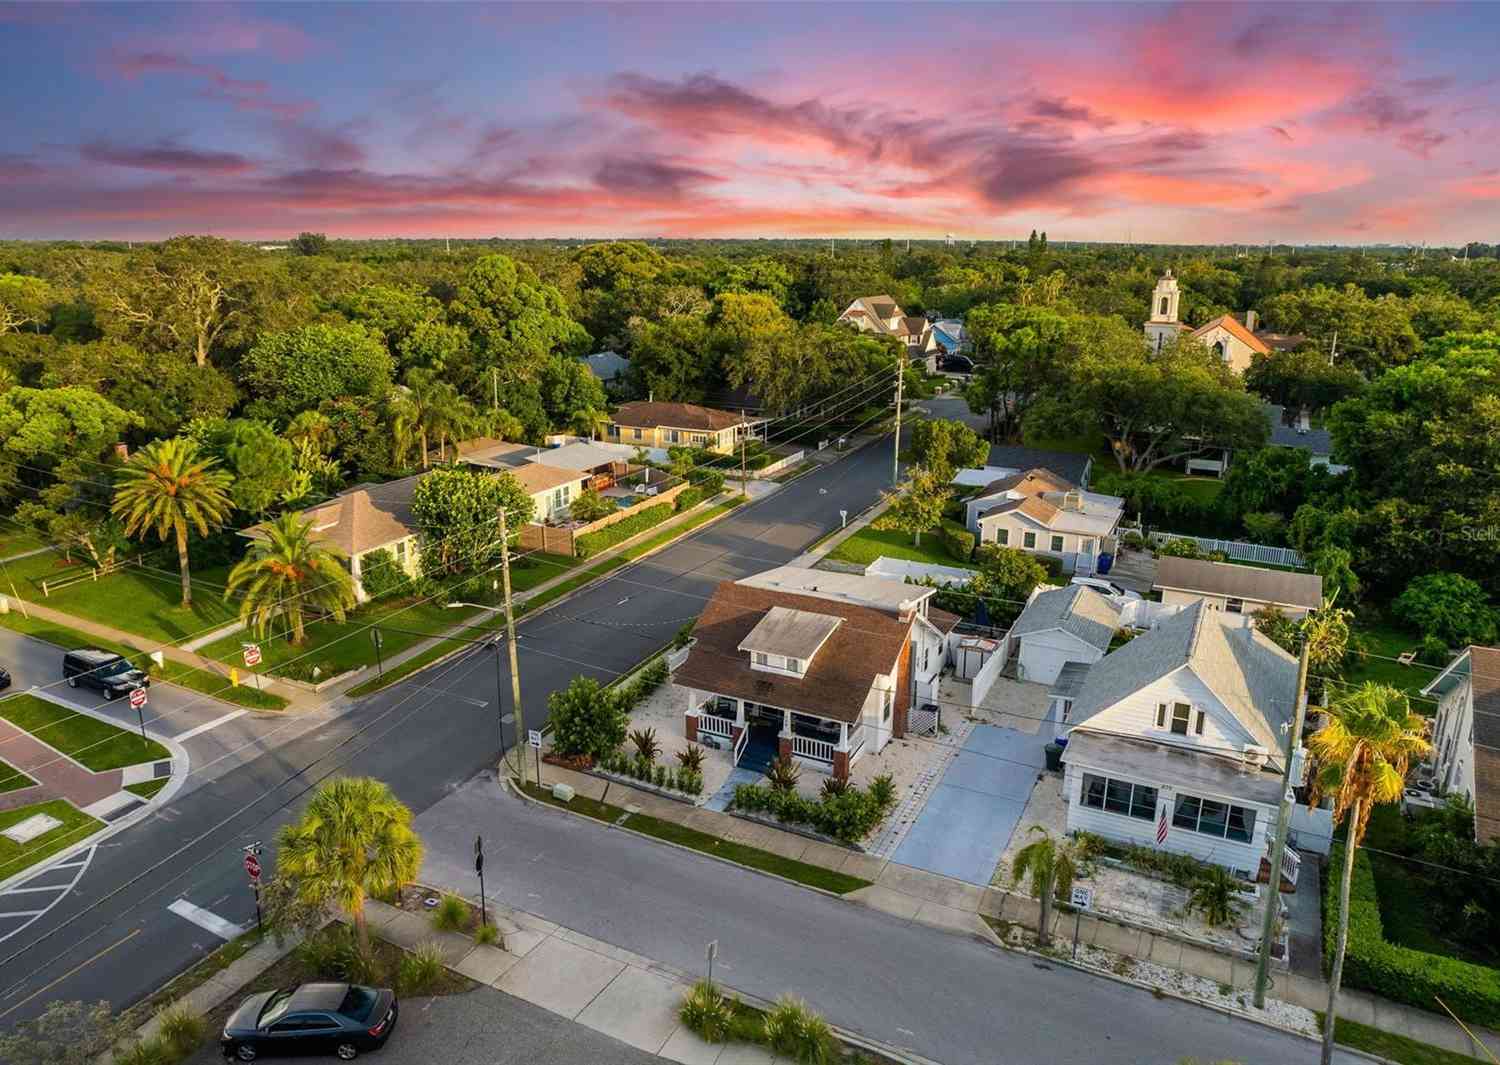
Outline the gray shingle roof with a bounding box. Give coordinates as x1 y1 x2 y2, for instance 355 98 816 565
1155 556 1323 610
986 446 1092 487
1069 601 1296 759
581 350 629 381
1010 585 1119 652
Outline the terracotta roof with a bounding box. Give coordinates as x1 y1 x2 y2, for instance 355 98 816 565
267 475 423 557
610 401 753 432
674 581 911 724
1471 646 1500 843
1155 556 1323 610
1017 495 1061 523
1190 314 1272 355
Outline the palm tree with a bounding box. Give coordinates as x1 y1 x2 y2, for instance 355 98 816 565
276 776 423 954
225 512 357 645
111 436 234 608
1009 826 1078 947
404 368 476 466
571 406 610 441
1308 682 1430 1065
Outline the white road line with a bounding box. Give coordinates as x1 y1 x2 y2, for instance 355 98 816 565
173 709 248 743
412 685 488 709
167 898 245 940
0 884 71 894
0 845 96 945
0 910 44 918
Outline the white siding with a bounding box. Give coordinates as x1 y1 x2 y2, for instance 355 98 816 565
1075 668 1268 766
1430 680 1476 803
1063 761 1273 875
1158 587 1309 621
1016 630 1104 686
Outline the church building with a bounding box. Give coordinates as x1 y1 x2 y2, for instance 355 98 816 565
1142 270 1296 374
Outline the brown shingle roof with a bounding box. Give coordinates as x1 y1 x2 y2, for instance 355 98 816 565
265 474 423 557
1155 556 1323 611
674 581 911 724
509 463 583 495
1471 646 1500 844
611 401 752 432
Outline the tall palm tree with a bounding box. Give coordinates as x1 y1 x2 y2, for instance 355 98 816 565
1009 826 1078 947
404 368 476 466
276 776 423 954
385 390 421 471
111 436 234 608
1308 682 1430 1065
571 406 610 441
225 512 357 645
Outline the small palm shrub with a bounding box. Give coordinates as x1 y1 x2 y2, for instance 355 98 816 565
679 769 704 795
431 893 470 932
763 996 838 1065
156 1007 206 1057
868 773 896 809
678 979 733 1043
630 727 660 764
632 756 652 780
766 755 801 793
654 765 669 788
677 744 706 772
399 941 446 994
820 776 850 799
474 922 501 946
1186 866 1243 928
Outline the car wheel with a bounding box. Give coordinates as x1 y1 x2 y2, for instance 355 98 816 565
235 1045 257 1062
336 1043 358 1060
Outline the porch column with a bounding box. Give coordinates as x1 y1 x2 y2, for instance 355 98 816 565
831 723 851 781
734 699 746 727
778 707 792 762
684 688 700 744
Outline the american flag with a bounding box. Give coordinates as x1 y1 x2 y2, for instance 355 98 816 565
1156 806 1169 845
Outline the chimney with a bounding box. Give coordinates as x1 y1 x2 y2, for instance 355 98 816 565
1063 490 1083 512
1245 309 1259 333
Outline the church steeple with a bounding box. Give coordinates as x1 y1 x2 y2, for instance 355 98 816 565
1150 269 1180 324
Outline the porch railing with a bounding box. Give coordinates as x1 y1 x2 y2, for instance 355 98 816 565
698 714 733 740
847 724 867 760
733 725 749 766
791 735 835 763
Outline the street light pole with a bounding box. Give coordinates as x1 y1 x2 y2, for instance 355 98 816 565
498 508 527 785
1254 640 1311 1008
891 357 904 487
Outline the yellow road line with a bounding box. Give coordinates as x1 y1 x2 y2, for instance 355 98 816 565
0 927 140 1021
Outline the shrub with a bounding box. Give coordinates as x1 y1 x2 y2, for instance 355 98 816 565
548 676 627 761
820 776 850 799
1393 572 1498 648
1417 634 1451 667
677 744 706 772
630 727 661 764
765 755 801 792
1120 531 1146 551
1157 538 1206 560
672 622 696 649
679 980 734 1043
298 925 374 982
156 1007 206 1057
679 769 703 795
431 893 470 932
399 941 446 994
689 468 726 494
1326 844 1500 1028
732 783 773 812
654 764 669 788
358 548 410 601
763 996 838 1065
868 773 896 809
811 789 884 844
569 486 614 522
475 922 501 946
632 756 652 780
674 486 706 512
1241 511 1286 546
1185 867 1242 928
575 501 672 558
116 1036 172 1065
941 522 976 563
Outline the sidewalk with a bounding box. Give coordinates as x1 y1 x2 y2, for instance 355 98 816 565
0 715 123 811
527 764 1500 1061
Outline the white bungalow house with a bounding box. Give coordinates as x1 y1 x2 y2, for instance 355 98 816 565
1007 584 1120 686
1422 646 1500 843
1060 600 1298 877
673 566 959 778
1154 557 1323 622
964 469 1124 576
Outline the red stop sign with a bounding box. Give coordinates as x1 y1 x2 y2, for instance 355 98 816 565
244 853 261 880
128 687 147 710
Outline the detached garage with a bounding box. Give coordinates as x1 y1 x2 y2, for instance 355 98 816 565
1008 585 1119 685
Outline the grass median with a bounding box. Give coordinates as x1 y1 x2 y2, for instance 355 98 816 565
519 781 870 895
0 692 170 770
0 799 104 881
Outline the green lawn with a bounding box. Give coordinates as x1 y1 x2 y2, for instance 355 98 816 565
1318 1014 1478 1065
0 800 104 880
0 610 286 711
0 759 36 793
125 778 169 800
1339 616 1442 708
0 529 46 559
0 693 170 771
520 782 870 894
826 526 974 570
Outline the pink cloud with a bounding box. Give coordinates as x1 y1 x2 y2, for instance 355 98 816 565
81 140 256 174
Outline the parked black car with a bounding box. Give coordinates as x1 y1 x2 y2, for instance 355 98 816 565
221 983 397 1061
940 353 974 374
0 665 10 691
62 649 150 700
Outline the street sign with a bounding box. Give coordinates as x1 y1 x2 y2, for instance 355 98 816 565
243 643 262 667
371 629 383 648
244 853 261 881
1070 885 1093 910
527 729 543 748
705 940 718 963
128 687 147 710
474 835 484 874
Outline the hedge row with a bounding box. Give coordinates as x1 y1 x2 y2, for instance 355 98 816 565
574 502 674 558
940 520 976 563
1325 844 1500 1027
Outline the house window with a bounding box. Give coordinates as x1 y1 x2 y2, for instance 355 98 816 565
1195 710 1206 735
1081 773 1158 821
632 428 644 440
995 528 1009 546
1173 794 1256 843
1049 534 1065 552
787 658 802 674
1023 531 1037 549
1170 702 1191 735
922 644 930 673
754 652 769 667
1156 703 1166 728
1160 296 1170 316
1225 597 1244 614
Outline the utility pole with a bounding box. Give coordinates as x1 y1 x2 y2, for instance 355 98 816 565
497 508 527 784
891 357 904 487
1254 640 1311 1009
740 427 748 498
491 367 499 418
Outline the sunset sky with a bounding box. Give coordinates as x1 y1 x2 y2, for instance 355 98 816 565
3 1 1497 243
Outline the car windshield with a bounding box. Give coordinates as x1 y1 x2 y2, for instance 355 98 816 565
339 986 379 1022
258 989 295 1027
97 658 135 677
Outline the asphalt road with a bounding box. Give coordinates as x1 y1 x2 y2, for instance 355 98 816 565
0 439 895 1029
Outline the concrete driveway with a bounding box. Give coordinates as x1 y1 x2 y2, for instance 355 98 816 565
890 714 1054 886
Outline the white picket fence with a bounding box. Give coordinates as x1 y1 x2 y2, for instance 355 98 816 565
752 450 805 479
1148 532 1307 570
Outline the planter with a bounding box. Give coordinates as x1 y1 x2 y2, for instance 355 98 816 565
588 766 702 806
727 809 867 852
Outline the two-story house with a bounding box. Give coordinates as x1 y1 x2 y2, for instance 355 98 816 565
673 566 958 778
1060 600 1298 876
837 295 940 370
605 401 766 455
1422 646 1500 843
964 469 1124 576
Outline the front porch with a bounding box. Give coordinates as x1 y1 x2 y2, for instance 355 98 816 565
685 690 868 780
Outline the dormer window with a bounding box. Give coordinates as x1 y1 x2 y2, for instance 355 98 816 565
739 606 838 679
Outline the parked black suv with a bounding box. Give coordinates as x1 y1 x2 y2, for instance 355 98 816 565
62 649 150 700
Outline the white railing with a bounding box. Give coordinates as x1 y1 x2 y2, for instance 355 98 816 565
698 714 733 740
1147 532 1307 570
908 705 939 737
791 735 835 762
847 724 867 760
733 725 749 766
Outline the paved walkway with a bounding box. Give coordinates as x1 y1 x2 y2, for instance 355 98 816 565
0 714 124 811
530 763 1500 1061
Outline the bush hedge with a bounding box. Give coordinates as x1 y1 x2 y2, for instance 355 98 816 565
730 780 893 844
941 521 976 563
1325 844 1500 1027
574 502 673 558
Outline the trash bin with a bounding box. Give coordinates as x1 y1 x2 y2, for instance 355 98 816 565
1044 742 1064 772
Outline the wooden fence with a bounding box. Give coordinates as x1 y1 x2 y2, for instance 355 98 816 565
519 479 692 557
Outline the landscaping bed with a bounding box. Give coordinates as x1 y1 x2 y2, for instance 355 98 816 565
0 799 104 881
0 759 36 793
0 692 170 770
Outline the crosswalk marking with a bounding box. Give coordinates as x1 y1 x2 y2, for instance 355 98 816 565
167 898 244 940
173 709 248 743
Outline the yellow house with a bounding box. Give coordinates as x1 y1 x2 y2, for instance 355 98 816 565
606 401 765 454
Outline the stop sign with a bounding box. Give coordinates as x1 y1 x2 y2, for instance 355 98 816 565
128 687 147 710
244 853 261 881
243 644 261 667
